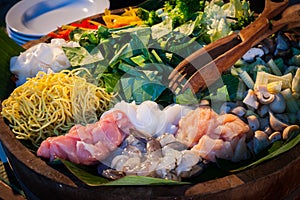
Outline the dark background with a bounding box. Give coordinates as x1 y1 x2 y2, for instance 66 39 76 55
0 0 145 26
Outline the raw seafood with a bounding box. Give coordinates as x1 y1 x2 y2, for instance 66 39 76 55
10 38 79 86
105 101 194 137
175 107 218 147
37 110 133 165
101 133 202 181
176 107 250 162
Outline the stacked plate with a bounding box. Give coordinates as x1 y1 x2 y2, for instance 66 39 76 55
5 0 110 46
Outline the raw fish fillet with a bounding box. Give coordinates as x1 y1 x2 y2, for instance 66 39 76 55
37 110 132 165
176 107 218 147
176 107 250 162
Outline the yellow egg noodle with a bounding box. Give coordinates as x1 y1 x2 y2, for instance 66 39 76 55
1 68 113 146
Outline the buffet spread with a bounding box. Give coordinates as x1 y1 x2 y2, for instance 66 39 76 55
0 0 300 198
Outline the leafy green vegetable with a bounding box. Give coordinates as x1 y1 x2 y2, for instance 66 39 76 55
229 13 255 30
227 0 254 30
100 73 122 93
206 85 230 101
63 46 104 66
64 25 208 105
163 0 206 28
136 8 162 26
118 68 167 103
69 26 112 52
200 0 253 42
175 89 199 105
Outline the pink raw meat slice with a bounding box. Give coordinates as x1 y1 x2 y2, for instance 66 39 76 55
37 110 132 165
176 107 250 163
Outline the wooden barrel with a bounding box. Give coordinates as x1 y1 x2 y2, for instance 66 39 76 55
1 4 300 200
0 112 299 199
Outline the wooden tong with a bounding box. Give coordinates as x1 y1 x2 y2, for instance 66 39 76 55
168 0 300 94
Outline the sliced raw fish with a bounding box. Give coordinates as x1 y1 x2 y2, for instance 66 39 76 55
176 107 250 162
175 107 218 147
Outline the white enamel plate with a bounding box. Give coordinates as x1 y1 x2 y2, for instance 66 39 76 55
6 0 110 37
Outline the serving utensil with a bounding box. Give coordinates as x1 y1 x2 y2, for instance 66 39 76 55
168 0 300 94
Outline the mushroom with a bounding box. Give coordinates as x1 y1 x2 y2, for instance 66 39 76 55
269 111 288 131
243 89 259 109
247 115 260 131
282 125 300 140
257 104 269 117
199 99 210 107
274 113 290 124
242 47 264 62
255 85 275 104
230 106 247 117
263 126 273 136
274 32 291 57
248 130 270 154
260 38 276 55
269 93 286 113
268 132 282 143
259 116 270 131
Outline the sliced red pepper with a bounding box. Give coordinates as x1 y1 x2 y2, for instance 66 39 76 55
47 29 71 40
70 19 98 29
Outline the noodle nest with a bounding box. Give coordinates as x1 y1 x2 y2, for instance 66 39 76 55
1 68 113 146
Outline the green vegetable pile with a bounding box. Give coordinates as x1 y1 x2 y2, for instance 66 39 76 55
63 0 255 107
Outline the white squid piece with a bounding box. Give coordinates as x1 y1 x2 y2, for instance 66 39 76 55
104 101 194 137
10 38 79 86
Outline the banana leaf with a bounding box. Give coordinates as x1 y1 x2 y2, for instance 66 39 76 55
60 159 189 186
0 29 24 100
